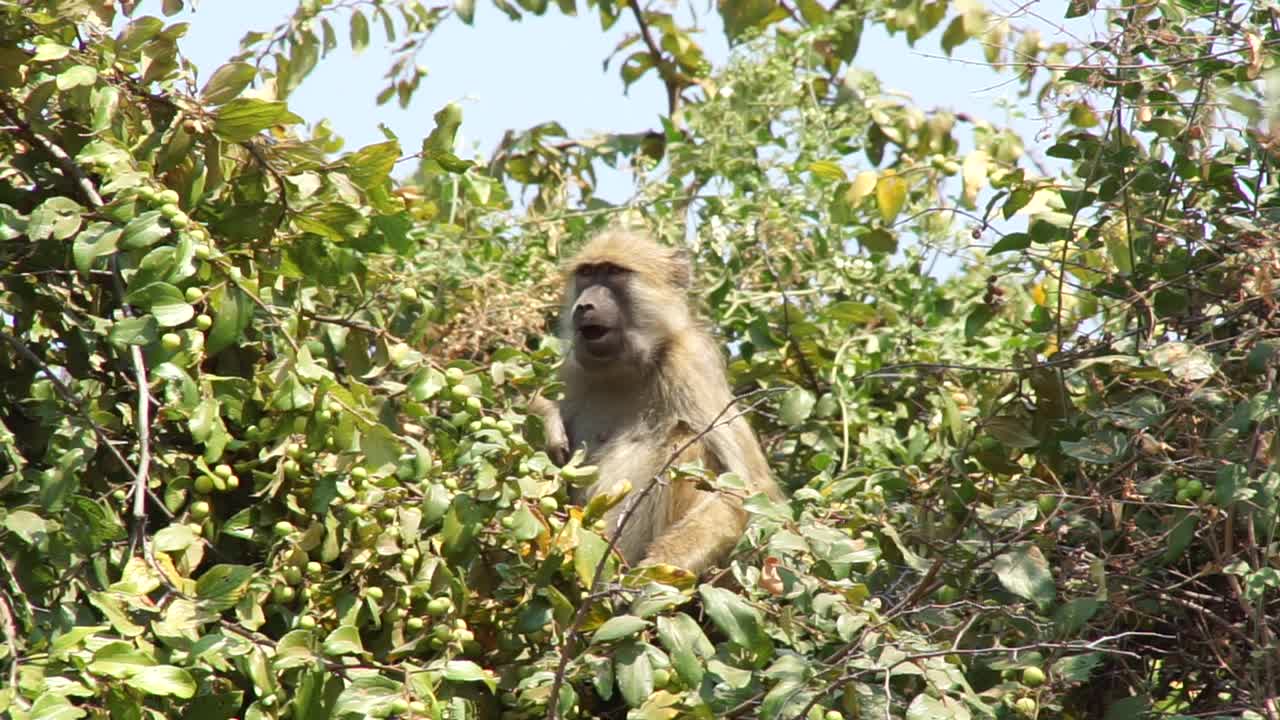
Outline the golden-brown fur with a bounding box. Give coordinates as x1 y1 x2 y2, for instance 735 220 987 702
541 230 781 574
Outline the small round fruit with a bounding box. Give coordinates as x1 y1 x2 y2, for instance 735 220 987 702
225 474 240 489
306 561 323 577
934 585 960 603
406 617 425 631
500 515 515 528
157 189 180 205
1037 494 1058 515
825 711 843 720
194 476 214 494
272 585 296 603
273 520 296 538
652 668 671 689
189 500 211 519
1184 479 1204 498
425 597 451 617
450 384 473 400
195 313 213 330
399 287 418 302
214 464 234 480
282 566 303 585
161 332 183 351
286 442 303 459
388 699 409 715
539 496 559 514
350 467 368 481
282 459 301 478
1014 697 1037 717
184 286 204 303
170 213 189 228
159 202 181 219
466 396 483 412
1022 666 1046 687
193 242 212 259
366 586 385 602
379 507 396 522
345 503 368 518
299 615 317 629
112 488 128 501
445 367 466 383
409 701 427 715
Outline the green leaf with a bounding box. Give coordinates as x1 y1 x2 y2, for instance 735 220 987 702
656 613 712 687
591 615 649 644
575 526 613 586
349 10 371 52
56 65 97 90
195 564 254 610
907 694 970 719
200 62 255 104
779 387 815 426
28 692 88 720
125 282 194 327
274 629 318 670
1147 341 1216 381
992 545 1055 611
698 585 771 657
807 160 846 182
206 285 252 355
332 675 402 717
720 0 777 42
940 16 968 55
73 223 122 273
442 660 497 690
123 665 196 698
322 625 364 656
213 98 303 142
153 524 197 552
4 509 48 545
614 640 653 708
1060 430 1128 464
859 228 898 254
1053 598 1099 635
964 305 995 340
988 231 1030 254
119 211 170 250
87 641 155 678
344 140 401 191
1053 652 1102 682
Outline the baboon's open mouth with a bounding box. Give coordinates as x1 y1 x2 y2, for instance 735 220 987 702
579 325 609 341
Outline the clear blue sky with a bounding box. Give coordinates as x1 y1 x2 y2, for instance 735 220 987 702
132 1 1082 202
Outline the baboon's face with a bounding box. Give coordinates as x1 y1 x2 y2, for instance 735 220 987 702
570 262 630 368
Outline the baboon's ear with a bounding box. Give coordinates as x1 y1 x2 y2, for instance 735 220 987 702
669 249 693 290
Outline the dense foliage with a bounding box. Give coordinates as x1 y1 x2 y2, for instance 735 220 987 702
2 0 1278 718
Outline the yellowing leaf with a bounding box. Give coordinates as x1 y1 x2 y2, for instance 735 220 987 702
961 150 990 208
848 170 878 203
1029 282 1048 307
875 171 907 223
808 160 846 182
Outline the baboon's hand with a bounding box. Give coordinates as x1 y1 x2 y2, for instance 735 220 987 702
529 394 570 466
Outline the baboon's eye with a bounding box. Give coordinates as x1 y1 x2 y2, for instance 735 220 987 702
600 263 629 276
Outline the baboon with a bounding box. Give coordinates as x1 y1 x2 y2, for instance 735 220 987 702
532 230 781 575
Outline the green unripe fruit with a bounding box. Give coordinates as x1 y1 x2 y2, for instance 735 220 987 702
299 615 317 629
450 384 473 400
273 520 296 537
399 287 418 302
282 566 303 585
345 503 367 518
379 507 396 522
184 287 203 303
194 476 214 494
539 496 559 514
426 597 451 617
388 699 409 715
160 202 181 219
1037 494 1058 515
306 561 323 577
500 515 515 528
350 467 368 481
453 628 474 644
170 213 189 228
406 617 425 631
1184 479 1204 498
409 701 427 715
466 396 483 412
189 500 210 519
934 585 960 603
195 313 213 330
1014 697 1037 717
366 586 385 602
286 442 303 459
193 242 212 259
272 585 295 603
496 420 514 434
445 367 466 383
214 464 234 479
652 668 671 689
157 189 180 205
825 711 843 720
161 332 182 351
282 459 301 478
1022 666 1046 687
112 488 128 502
225 474 239 489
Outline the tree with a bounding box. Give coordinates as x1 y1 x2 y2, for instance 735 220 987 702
2 0 1278 718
